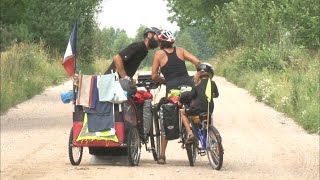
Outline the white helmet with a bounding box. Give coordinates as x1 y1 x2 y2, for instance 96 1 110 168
158 30 175 42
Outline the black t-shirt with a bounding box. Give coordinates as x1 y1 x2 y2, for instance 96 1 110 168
105 41 148 77
190 79 219 113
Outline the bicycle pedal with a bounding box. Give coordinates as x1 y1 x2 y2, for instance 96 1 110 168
199 150 206 156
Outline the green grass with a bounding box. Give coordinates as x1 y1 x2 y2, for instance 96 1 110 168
0 43 112 114
0 43 67 113
215 47 320 134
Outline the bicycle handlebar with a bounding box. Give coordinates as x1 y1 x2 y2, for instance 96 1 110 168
136 74 161 90
136 80 160 90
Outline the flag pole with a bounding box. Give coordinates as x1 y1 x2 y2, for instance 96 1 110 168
205 78 212 150
73 20 77 76
206 100 210 149
74 0 80 76
72 20 78 104
73 0 80 116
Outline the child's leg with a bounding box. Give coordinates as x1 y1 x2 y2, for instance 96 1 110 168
180 109 194 139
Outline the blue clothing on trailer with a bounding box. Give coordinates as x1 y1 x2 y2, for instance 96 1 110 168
84 101 114 132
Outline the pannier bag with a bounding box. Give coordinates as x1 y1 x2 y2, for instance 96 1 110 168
143 99 152 135
161 102 180 140
136 103 144 136
136 99 153 140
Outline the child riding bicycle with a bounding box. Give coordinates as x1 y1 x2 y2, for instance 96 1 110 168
180 63 219 139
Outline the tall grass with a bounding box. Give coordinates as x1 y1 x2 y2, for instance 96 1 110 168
0 43 67 113
0 42 112 114
215 47 320 134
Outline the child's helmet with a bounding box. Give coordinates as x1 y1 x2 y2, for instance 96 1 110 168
197 63 214 78
158 30 175 42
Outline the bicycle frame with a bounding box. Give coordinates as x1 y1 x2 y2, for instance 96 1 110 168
195 124 207 150
179 107 212 152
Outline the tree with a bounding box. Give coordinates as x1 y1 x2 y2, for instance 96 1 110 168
111 30 131 56
166 0 231 30
93 27 117 59
176 27 214 59
0 0 104 58
175 31 198 57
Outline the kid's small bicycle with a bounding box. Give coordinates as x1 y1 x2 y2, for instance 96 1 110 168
180 104 224 170
157 85 224 170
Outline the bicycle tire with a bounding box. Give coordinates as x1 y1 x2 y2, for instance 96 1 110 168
150 107 161 161
127 126 141 166
68 128 83 166
182 126 197 166
149 111 156 160
206 125 223 170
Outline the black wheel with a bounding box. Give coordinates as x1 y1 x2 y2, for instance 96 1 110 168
127 126 141 166
207 125 223 170
184 127 198 166
150 107 161 161
68 128 83 166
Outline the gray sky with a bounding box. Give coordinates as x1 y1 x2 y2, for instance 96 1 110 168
97 0 179 37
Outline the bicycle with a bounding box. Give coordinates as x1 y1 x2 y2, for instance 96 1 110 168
176 86 224 170
154 84 224 170
135 74 162 162
135 73 223 169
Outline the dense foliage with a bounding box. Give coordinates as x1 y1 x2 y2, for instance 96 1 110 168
167 0 320 133
0 0 103 64
167 0 320 51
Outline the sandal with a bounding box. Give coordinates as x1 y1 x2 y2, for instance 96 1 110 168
157 156 166 165
186 132 195 143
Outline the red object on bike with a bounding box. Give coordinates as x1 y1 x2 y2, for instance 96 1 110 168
168 96 182 107
133 90 153 104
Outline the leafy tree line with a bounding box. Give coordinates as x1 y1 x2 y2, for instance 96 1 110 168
1 0 212 67
166 0 320 51
89 25 213 68
166 0 320 133
0 0 103 64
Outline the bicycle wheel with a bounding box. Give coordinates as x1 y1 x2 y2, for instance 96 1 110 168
182 126 197 166
68 128 83 166
150 107 161 161
206 125 223 170
127 126 141 166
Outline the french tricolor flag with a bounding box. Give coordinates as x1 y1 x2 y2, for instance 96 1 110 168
63 21 77 77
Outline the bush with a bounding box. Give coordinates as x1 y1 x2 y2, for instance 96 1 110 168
215 47 320 134
0 43 66 113
237 45 285 71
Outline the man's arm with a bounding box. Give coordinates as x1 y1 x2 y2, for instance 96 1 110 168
113 54 128 78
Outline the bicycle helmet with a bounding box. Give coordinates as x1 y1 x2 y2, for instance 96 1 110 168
158 30 175 42
143 27 160 35
197 63 214 78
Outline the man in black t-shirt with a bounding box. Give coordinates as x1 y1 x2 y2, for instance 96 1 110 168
105 27 160 80
88 27 160 157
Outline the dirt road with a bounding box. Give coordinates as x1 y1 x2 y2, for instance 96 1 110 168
1 76 319 180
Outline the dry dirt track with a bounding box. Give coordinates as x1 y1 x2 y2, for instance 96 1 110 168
1 75 319 180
